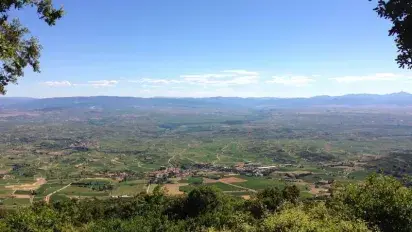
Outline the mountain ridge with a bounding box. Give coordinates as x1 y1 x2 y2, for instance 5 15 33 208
1 92 412 110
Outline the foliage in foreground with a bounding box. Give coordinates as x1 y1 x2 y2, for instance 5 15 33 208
330 174 412 232
0 174 411 231
371 0 412 69
0 0 64 94
261 203 370 232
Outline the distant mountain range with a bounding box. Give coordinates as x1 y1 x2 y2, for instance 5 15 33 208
1 92 412 110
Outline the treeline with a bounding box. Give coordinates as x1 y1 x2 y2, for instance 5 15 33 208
0 174 411 231
72 180 115 192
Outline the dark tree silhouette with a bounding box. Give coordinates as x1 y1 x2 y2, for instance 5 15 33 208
371 0 412 69
0 0 64 94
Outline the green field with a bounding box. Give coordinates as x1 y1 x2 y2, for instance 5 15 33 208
187 177 203 185
60 186 109 197
181 182 248 192
206 182 244 191
50 194 70 203
35 183 67 197
236 176 286 190
225 191 251 197
0 105 411 206
112 184 146 196
0 189 13 195
2 198 30 206
14 190 32 195
348 170 372 180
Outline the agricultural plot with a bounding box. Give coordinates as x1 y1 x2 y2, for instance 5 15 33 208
35 183 68 197
348 170 373 180
187 177 203 184
180 177 256 193
226 191 252 197
0 188 13 195
206 182 244 191
1 198 30 206
49 194 70 203
60 186 109 197
14 190 32 195
163 183 188 195
236 176 286 190
112 184 146 196
0 106 412 206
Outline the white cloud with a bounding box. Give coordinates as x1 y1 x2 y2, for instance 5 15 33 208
183 75 258 85
160 88 243 98
222 70 260 76
42 80 119 87
43 81 72 87
225 76 259 85
135 78 182 84
266 76 315 86
130 70 260 87
88 80 118 87
181 70 259 86
330 73 400 83
180 74 233 79
180 70 259 80
141 84 162 88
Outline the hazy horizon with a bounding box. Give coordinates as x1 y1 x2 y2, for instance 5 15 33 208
1 91 412 100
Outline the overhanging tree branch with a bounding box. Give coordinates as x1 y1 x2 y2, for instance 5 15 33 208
0 0 63 94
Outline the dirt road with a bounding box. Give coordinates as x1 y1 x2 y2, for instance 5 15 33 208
219 181 257 193
6 178 47 191
44 183 71 203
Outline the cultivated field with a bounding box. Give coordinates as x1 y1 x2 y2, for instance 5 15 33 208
0 105 410 207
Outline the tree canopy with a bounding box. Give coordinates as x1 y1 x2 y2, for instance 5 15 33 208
372 0 412 69
0 0 63 94
330 174 412 232
1 174 410 231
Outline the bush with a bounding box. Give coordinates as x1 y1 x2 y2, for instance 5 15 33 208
330 174 412 232
0 175 409 232
261 203 370 232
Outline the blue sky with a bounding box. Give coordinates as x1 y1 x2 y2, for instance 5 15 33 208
4 0 412 98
